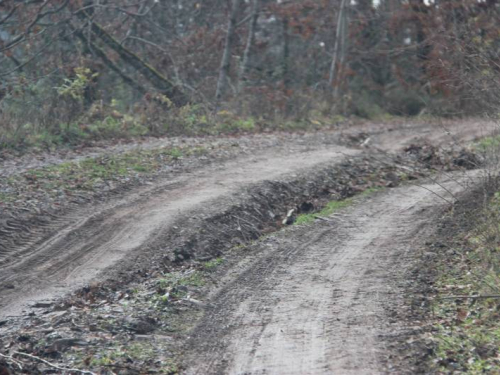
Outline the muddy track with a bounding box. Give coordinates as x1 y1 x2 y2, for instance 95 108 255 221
0 121 495 374
0 146 360 318
0 122 492 317
183 172 478 374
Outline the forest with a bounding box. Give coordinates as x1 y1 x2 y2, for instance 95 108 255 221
0 0 498 150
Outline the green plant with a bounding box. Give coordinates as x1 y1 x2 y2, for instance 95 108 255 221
475 135 500 152
295 198 353 225
426 188 500 373
203 257 224 271
168 148 183 160
57 67 99 102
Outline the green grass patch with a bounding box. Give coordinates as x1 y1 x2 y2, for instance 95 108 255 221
0 192 15 203
294 187 383 226
203 257 224 271
474 135 500 152
295 198 353 225
361 186 384 196
154 270 206 305
0 101 344 153
86 342 179 374
4 146 191 195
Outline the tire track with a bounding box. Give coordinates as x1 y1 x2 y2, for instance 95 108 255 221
0 147 358 319
184 173 478 375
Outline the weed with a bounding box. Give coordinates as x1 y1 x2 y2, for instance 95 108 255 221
361 186 384 196
179 272 205 287
87 342 178 371
475 135 500 152
428 191 500 373
203 257 224 271
294 186 383 226
294 213 317 225
0 192 15 203
2 145 201 198
168 148 183 160
154 270 205 305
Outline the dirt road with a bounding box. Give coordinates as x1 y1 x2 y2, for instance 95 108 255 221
0 145 359 319
184 173 476 374
0 120 495 373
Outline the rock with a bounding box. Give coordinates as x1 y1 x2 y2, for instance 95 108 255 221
282 209 296 225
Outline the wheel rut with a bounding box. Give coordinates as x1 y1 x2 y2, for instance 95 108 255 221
0 122 494 374
184 172 478 375
0 146 359 319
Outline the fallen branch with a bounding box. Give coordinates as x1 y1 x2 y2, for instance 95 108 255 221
12 351 96 375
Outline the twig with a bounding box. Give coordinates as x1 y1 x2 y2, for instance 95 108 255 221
12 351 96 375
409 182 456 205
432 295 500 300
0 352 23 371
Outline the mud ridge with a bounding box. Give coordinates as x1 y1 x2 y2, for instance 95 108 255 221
87 151 423 295
182 171 481 375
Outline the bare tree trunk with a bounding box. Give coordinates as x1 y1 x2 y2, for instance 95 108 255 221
282 16 291 116
78 11 186 106
215 0 242 107
334 2 349 99
73 28 148 96
328 0 347 90
238 0 259 93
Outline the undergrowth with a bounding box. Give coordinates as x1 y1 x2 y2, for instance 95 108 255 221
429 189 500 373
0 103 346 153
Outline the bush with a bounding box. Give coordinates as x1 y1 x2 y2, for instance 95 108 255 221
384 88 426 116
349 93 385 119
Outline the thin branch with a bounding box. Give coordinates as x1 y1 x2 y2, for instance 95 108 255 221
12 351 96 375
0 5 18 26
433 295 500 300
0 352 23 371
